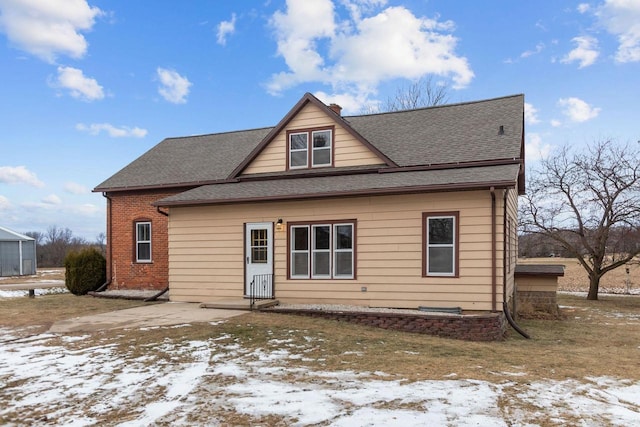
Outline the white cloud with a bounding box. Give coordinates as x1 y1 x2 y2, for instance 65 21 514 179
267 1 473 109
216 13 237 45
76 123 147 138
596 0 640 63
157 67 192 104
42 194 62 205
526 133 553 162
0 195 10 210
561 36 599 68
577 3 591 13
64 182 89 194
524 102 540 125
0 166 44 187
558 97 601 122
72 203 100 215
313 90 375 113
0 0 103 63
520 43 545 58
53 66 104 101
550 119 562 127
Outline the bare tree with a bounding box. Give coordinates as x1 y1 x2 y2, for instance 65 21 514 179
361 76 449 114
520 140 640 300
95 232 106 255
383 76 449 111
24 231 43 245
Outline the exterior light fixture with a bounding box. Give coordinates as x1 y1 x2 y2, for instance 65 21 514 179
276 218 284 231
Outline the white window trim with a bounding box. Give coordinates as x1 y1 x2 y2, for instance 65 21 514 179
289 222 355 279
333 223 354 279
426 215 456 277
311 224 331 279
136 221 152 263
311 129 332 168
290 225 310 279
288 128 333 170
289 132 309 169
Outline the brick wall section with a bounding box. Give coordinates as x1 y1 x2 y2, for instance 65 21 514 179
266 308 507 341
106 188 188 290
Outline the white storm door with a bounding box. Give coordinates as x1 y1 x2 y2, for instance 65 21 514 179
245 222 273 296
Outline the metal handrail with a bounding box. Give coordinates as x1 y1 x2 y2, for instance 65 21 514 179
249 274 274 310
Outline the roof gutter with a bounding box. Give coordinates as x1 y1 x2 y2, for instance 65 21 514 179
378 158 522 174
501 187 530 339
153 180 516 208
92 179 236 194
490 187 497 312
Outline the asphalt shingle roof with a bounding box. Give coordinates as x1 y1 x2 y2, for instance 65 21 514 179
346 94 523 167
156 164 521 206
95 94 524 195
95 127 273 191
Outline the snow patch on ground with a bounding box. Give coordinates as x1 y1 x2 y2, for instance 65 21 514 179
0 287 68 298
0 326 638 425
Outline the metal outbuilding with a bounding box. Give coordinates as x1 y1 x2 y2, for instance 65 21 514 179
0 226 37 277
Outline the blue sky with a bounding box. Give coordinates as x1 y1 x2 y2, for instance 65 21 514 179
0 0 638 240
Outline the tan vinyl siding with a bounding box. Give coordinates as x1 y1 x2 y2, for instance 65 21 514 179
242 103 384 174
504 187 518 305
515 275 558 293
168 190 505 311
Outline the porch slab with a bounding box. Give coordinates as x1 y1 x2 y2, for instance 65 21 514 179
200 299 279 310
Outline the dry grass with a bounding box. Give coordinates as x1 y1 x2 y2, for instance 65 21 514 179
0 267 65 284
200 292 640 383
519 257 639 293
0 294 146 334
1 288 638 425
3 292 637 385
1 260 637 386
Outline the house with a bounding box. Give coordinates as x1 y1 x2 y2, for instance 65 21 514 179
0 226 37 277
95 93 524 338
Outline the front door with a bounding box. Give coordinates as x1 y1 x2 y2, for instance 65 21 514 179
245 222 273 297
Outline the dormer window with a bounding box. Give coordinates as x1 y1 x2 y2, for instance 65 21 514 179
288 127 333 169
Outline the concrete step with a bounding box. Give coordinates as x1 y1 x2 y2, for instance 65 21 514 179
200 298 279 311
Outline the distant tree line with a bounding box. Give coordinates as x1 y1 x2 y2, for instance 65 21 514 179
24 225 105 268
519 227 640 258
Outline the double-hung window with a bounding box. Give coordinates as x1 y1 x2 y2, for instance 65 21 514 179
289 221 354 279
288 128 333 169
135 221 152 263
423 212 458 277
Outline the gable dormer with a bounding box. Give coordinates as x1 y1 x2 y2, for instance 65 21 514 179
234 93 393 177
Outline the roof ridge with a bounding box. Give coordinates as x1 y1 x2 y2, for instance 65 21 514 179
164 125 275 141
344 93 525 119
0 225 34 240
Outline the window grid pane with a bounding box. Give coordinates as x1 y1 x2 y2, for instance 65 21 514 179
427 216 455 275
290 222 355 279
312 225 331 278
312 130 332 166
313 252 330 276
428 218 453 244
333 224 353 278
335 252 353 277
137 243 150 261
289 133 308 168
136 222 151 262
291 226 310 278
251 229 268 264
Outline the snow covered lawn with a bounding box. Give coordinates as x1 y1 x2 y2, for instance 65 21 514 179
1 323 639 426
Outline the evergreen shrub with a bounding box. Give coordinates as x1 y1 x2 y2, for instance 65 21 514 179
64 247 106 295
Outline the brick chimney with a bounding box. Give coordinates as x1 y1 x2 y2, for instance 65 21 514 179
329 103 342 116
